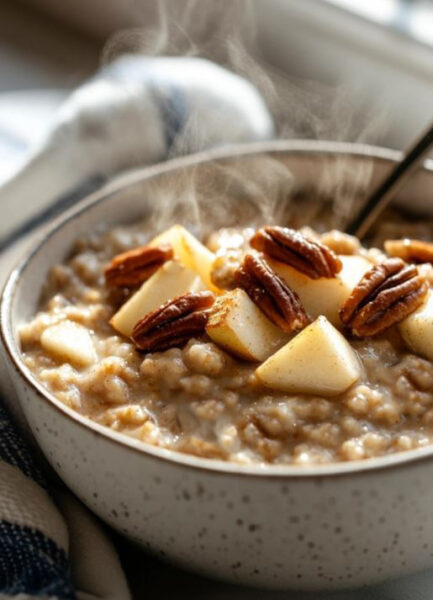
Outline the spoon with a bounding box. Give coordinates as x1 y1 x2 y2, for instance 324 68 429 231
346 122 433 239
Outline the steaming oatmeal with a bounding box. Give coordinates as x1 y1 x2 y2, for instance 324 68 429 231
19 218 433 465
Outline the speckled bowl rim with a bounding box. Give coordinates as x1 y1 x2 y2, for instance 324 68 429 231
4 139 433 479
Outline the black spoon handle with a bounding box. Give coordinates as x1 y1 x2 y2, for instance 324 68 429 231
346 123 433 239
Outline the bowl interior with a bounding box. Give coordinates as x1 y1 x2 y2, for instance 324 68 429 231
5 140 433 476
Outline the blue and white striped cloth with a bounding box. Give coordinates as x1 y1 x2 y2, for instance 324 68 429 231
0 396 133 599
0 400 74 598
0 56 273 599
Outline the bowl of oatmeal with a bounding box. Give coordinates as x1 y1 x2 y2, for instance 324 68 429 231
4 140 433 590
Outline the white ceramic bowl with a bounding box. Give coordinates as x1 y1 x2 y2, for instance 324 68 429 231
3 141 433 591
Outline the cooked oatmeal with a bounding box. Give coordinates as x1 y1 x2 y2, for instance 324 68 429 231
19 217 433 465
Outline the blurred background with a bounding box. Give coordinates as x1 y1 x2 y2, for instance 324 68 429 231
2 0 433 187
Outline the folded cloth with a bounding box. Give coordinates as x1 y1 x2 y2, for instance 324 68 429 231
0 57 274 599
0 401 74 599
0 402 131 600
0 55 274 250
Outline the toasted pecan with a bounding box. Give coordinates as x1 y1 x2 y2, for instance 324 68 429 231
234 254 311 333
340 258 428 337
250 226 342 279
384 238 433 264
105 244 173 287
131 291 215 352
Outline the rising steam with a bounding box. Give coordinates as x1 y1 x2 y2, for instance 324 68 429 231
0 0 389 248
101 0 387 233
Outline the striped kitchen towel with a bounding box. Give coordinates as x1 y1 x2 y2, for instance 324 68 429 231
0 56 274 598
0 400 131 600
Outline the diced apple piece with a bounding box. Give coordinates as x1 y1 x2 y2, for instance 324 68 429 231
256 316 361 396
150 224 219 292
206 288 288 361
269 255 371 327
110 260 203 337
399 291 433 361
41 321 96 367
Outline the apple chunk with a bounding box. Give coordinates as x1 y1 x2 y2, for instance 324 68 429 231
269 255 371 327
41 321 96 367
150 224 219 292
110 260 203 337
399 291 433 361
256 316 361 396
206 288 288 361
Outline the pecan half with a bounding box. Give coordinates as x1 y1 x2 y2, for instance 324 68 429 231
250 226 342 279
340 258 428 337
132 291 215 352
385 238 433 264
234 254 311 333
105 244 173 287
